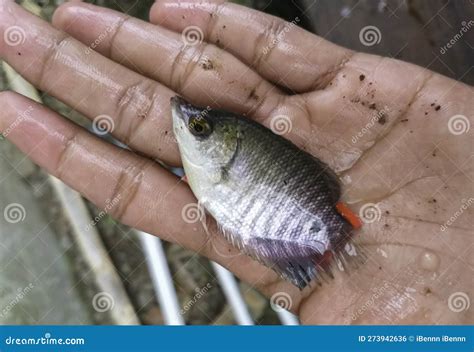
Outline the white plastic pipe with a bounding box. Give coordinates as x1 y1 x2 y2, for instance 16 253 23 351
211 262 254 325
276 309 300 325
50 178 140 325
138 231 185 325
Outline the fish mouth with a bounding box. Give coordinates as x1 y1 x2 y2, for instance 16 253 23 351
170 96 188 123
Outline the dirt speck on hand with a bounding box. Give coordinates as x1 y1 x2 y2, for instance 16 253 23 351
377 112 387 125
248 88 259 100
200 58 215 70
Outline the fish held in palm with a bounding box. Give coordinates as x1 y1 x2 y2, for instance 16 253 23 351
171 96 362 289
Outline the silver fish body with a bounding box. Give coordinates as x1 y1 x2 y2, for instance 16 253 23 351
171 96 355 288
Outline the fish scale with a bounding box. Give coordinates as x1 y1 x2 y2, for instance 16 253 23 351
171 96 358 289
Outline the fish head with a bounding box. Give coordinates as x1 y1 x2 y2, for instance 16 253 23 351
171 96 239 178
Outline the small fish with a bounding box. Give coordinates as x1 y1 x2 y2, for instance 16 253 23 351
171 96 361 289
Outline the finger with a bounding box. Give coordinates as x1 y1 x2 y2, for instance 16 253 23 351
0 1 179 165
0 91 186 244
52 2 284 119
0 91 280 292
150 0 353 92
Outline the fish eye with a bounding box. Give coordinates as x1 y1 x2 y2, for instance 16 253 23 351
188 116 212 137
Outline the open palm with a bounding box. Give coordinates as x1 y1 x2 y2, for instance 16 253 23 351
0 0 472 324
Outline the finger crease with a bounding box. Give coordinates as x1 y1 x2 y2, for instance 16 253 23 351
108 159 150 221
55 131 78 180
108 16 132 58
257 93 285 125
114 81 156 146
37 33 71 90
252 19 289 71
171 43 207 92
244 78 268 115
309 51 356 92
207 2 226 40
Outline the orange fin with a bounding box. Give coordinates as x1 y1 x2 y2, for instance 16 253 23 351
336 202 362 230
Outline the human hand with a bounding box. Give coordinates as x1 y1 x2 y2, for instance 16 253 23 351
0 0 472 324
